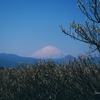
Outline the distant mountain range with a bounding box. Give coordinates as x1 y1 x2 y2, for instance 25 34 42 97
0 53 38 68
0 53 99 68
0 53 74 68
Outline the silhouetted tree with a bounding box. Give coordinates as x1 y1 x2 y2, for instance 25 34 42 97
60 0 100 54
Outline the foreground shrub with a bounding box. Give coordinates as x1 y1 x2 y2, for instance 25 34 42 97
0 58 100 100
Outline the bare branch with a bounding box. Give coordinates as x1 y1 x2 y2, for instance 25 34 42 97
60 0 100 54
77 0 100 23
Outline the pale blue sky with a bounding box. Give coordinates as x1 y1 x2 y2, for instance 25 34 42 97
0 0 98 57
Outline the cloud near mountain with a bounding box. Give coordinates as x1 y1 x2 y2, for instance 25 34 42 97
31 46 67 59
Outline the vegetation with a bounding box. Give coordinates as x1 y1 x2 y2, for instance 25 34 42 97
60 0 100 53
0 56 100 100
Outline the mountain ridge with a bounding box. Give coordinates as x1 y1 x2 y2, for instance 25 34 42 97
0 53 73 68
0 53 99 68
0 53 38 68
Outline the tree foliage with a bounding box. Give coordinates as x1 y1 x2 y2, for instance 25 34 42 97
0 59 100 100
60 0 100 54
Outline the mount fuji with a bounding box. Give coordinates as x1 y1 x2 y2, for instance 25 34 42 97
31 46 67 59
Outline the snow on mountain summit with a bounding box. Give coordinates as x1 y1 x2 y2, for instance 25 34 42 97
31 46 67 59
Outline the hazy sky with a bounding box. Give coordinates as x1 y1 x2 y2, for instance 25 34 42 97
0 0 98 57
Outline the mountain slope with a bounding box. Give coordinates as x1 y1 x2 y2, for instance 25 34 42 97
1 53 99 68
0 53 74 68
31 46 66 59
0 53 38 68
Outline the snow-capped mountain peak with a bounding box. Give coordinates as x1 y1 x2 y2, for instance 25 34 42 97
31 46 67 59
